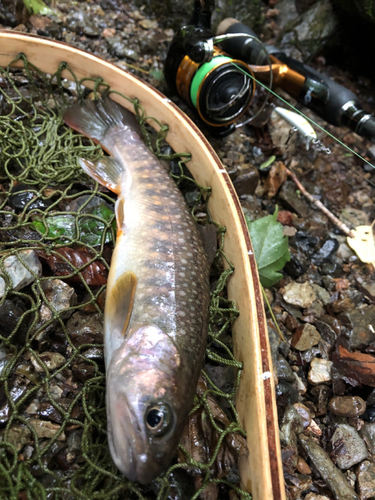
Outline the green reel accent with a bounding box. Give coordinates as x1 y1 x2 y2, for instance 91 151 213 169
190 55 233 108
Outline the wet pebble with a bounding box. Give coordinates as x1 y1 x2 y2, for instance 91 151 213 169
276 381 300 408
106 35 140 59
360 423 375 454
29 419 66 441
299 434 358 500
331 424 368 469
339 306 375 349
0 425 31 452
38 279 77 335
0 299 28 339
283 281 316 308
72 362 96 382
0 381 28 424
276 353 295 382
357 461 375 500
279 181 310 217
304 495 331 500
232 166 259 197
291 323 321 351
312 238 339 265
328 396 366 418
293 403 311 428
66 311 103 346
279 405 304 468
65 11 100 36
9 183 52 212
308 358 333 385
30 352 65 373
0 250 42 297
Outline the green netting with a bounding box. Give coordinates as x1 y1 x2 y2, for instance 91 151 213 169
0 54 251 500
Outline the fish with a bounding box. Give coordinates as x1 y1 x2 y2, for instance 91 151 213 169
63 96 211 484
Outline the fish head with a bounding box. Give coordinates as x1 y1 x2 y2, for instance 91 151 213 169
106 324 192 484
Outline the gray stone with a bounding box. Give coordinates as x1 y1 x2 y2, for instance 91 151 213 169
279 405 304 468
305 495 331 500
293 403 311 428
340 208 369 229
299 434 359 500
29 419 65 441
283 281 317 308
291 323 321 351
337 242 354 261
279 180 311 218
0 425 31 452
331 424 368 470
328 396 366 418
339 306 375 349
360 423 375 455
308 358 332 385
276 353 295 382
30 352 66 373
357 460 375 500
65 11 100 37
0 250 42 297
276 0 338 61
312 284 331 305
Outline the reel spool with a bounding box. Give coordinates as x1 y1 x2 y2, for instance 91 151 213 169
165 26 270 136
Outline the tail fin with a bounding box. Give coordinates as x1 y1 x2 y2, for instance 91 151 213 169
63 95 140 143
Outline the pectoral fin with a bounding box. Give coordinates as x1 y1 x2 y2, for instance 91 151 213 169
79 157 123 194
106 271 137 336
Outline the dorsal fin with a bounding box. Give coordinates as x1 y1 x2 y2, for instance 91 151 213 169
106 271 137 337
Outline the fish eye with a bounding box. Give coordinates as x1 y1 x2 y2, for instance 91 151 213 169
145 403 172 437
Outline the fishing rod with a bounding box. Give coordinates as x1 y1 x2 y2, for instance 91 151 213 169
164 0 375 145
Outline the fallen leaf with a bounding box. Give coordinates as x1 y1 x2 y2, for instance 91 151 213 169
37 247 109 285
347 223 375 265
29 14 53 29
332 345 375 386
264 161 287 198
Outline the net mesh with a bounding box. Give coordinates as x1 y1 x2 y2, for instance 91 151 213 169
0 54 251 500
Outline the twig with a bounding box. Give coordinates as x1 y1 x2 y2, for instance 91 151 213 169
286 168 354 238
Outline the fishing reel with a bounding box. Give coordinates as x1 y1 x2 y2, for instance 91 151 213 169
164 24 271 137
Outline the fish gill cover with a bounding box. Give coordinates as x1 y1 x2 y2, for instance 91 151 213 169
0 55 250 500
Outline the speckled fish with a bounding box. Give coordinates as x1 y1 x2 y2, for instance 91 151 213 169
63 96 211 484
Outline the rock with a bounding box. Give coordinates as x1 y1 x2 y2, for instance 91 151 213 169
312 284 331 305
283 247 308 278
39 279 77 326
66 311 103 346
296 456 311 475
0 425 31 452
283 281 316 308
138 18 158 29
360 423 375 455
0 250 42 297
29 419 66 441
339 306 375 349
293 403 311 428
30 352 66 373
305 495 331 500
337 242 354 261
276 353 295 382
0 299 28 339
276 381 300 408
279 181 310 218
279 405 304 468
232 166 259 197
65 11 100 36
291 323 321 351
331 424 368 469
72 363 96 382
357 461 375 500
106 35 140 60
0 381 28 424
340 207 369 229
293 372 307 394
312 238 339 265
299 434 359 500
328 396 366 418
308 358 333 385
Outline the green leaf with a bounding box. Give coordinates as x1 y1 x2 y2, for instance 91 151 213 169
259 155 276 170
23 0 53 15
245 207 291 287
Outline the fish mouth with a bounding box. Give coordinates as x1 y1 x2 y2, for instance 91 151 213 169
107 392 160 484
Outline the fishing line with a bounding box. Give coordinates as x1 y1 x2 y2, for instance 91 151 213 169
229 61 375 184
